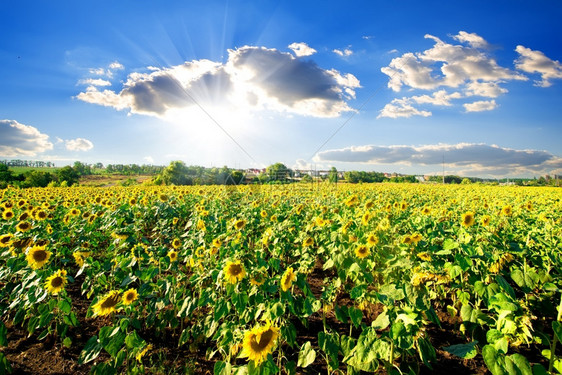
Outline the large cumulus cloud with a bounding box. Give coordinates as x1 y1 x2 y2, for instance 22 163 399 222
0 120 54 157
76 46 360 119
315 143 562 177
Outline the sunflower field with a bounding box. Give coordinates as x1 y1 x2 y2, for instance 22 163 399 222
0 183 561 375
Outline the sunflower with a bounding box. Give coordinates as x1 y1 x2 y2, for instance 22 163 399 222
93 290 121 316
167 250 178 262
241 321 279 365
303 237 314 247
402 235 413 245
280 267 297 292
171 238 181 249
45 269 67 295
122 288 139 305
355 245 370 259
196 219 206 231
233 219 246 230
18 211 30 221
481 215 491 226
501 205 513 216
224 260 246 284
411 233 423 243
416 252 432 261
0 233 13 248
461 212 475 227
250 272 266 286
16 221 32 232
2 209 14 220
172 217 179 225
260 210 268 218
361 212 371 226
421 206 431 215
35 210 48 221
26 245 52 269
366 234 378 246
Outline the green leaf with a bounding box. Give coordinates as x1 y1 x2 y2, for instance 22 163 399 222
297 341 316 368
507 353 532 375
496 276 516 300
552 321 562 343
214 361 232 375
63 336 72 348
443 238 458 250
125 331 145 350
372 310 390 330
348 307 363 328
442 341 478 359
79 336 103 364
417 337 436 368
323 259 334 270
0 321 7 346
482 345 507 375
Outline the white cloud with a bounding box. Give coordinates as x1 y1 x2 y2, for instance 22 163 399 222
515 45 562 87
0 119 54 157
109 61 124 70
76 45 360 119
452 31 490 49
315 143 562 177
288 42 317 57
465 81 507 97
463 99 497 112
78 78 112 86
65 138 94 151
379 31 529 118
410 90 462 106
333 47 353 57
378 98 431 118
143 156 155 164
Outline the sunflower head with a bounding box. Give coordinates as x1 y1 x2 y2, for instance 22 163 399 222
367 234 378 246
241 321 279 365
481 215 491 226
26 245 52 269
122 288 139 305
234 219 246 230
45 269 68 295
0 233 13 248
502 205 513 216
355 245 370 259
224 260 246 284
280 267 297 292
2 209 14 220
303 237 314 247
167 250 178 262
16 221 32 232
93 290 121 317
461 212 475 227
250 272 266 286
171 238 181 249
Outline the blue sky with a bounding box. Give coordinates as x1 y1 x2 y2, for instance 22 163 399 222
1 0 562 177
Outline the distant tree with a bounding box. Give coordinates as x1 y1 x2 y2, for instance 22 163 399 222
328 167 338 183
161 161 192 185
301 174 313 183
266 163 290 182
57 166 80 186
230 170 245 184
461 178 472 185
23 170 54 187
0 164 12 182
73 161 92 176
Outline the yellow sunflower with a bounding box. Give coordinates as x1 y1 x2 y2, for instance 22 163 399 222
481 215 491 226
303 237 314 247
224 260 246 284
355 245 370 259
461 212 475 227
501 205 513 216
16 221 32 232
280 267 297 292
250 272 266 286
233 219 246 230
366 234 378 246
93 290 121 316
26 245 52 269
2 209 14 220
122 288 139 305
45 269 67 295
171 238 182 249
240 321 279 365
167 250 178 262
0 233 13 248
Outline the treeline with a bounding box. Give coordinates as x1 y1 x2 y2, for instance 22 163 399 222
153 162 245 186
0 159 56 168
0 164 80 188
